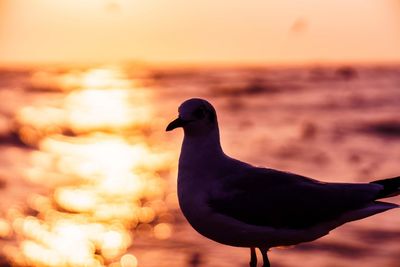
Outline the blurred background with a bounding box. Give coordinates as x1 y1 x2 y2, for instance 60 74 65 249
0 1 400 266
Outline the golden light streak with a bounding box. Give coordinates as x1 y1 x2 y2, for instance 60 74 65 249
16 67 153 138
3 66 175 266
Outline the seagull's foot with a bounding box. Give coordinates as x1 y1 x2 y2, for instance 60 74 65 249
249 247 257 267
259 247 270 267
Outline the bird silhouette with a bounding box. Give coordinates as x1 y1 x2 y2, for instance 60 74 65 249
166 98 400 267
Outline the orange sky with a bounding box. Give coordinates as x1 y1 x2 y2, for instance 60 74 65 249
0 0 400 66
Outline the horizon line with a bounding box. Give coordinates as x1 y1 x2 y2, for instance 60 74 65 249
1 59 400 70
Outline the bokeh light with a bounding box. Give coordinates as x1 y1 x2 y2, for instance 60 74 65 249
0 66 176 267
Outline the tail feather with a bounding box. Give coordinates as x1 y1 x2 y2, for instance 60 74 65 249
371 176 400 199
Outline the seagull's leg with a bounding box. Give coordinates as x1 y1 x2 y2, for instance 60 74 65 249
249 247 257 267
259 248 270 267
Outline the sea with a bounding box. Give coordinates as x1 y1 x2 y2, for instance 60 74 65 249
0 64 399 267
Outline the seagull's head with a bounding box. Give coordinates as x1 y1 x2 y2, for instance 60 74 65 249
166 98 218 136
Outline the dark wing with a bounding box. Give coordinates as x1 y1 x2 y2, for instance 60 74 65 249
208 167 381 229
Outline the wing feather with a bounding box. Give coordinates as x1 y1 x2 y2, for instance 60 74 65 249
208 167 382 229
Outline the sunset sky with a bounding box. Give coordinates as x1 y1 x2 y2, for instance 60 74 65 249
0 0 400 65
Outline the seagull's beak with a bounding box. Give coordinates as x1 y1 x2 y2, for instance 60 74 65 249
166 117 185 131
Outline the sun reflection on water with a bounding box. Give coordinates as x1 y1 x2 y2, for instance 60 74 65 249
2 66 175 266
65 89 152 131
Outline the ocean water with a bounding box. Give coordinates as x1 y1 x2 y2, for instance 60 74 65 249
0 65 399 267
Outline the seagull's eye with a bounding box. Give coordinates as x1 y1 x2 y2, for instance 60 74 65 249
192 108 205 120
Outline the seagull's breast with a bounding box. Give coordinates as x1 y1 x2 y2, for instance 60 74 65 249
176 164 263 247
177 168 214 218
177 176 241 246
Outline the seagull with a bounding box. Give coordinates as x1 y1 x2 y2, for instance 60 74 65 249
166 98 400 267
